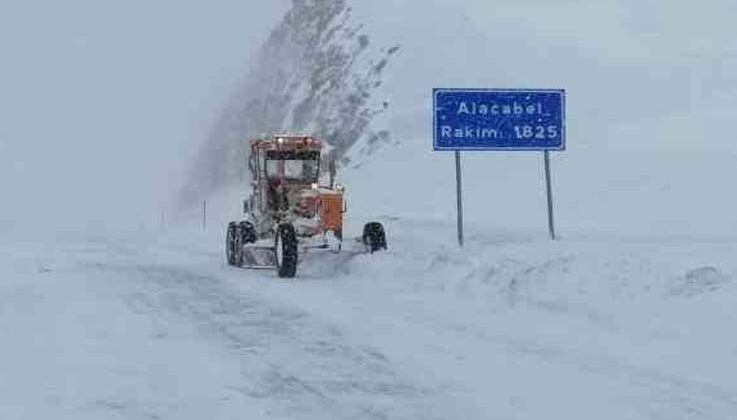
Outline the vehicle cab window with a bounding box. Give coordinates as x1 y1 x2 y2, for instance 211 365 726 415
264 151 320 182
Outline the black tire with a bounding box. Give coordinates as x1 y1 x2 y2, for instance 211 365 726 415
363 222 387 253
226 222 237 266
233 224 244 267
275 223 298 278
239 221 257 244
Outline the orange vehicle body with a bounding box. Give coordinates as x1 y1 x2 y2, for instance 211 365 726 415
318 192 343 234
248 135 344 239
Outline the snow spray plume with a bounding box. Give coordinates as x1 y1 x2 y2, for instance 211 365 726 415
178 0 399 206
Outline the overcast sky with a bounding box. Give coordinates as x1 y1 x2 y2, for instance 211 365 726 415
351 0 737 149
0 1 287 229
1 0 735 231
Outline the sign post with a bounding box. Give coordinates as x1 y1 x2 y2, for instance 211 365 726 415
455 150 464 247
433 88 566 243
544 150 556 241
203 200 207 230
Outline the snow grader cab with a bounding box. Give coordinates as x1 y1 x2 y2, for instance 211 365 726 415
226 135 387 278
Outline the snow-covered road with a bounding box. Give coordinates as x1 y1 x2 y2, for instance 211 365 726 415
2 221 737 420
0 232 466 419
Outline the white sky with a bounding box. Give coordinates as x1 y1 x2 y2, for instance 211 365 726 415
0 0 288 229
353 0 737 148
1 0 735 230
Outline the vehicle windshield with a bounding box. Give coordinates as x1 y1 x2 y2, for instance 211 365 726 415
264 151 320 182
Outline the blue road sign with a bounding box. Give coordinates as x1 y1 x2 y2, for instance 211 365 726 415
433 89 566 151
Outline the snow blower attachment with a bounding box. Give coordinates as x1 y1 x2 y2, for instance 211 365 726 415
226 135 387 278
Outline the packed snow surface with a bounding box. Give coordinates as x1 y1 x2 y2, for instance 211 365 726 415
3 141 737 419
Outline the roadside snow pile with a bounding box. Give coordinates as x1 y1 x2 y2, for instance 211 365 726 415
671 266 732 298
227 220 737 419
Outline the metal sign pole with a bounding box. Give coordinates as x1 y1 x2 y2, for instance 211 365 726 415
455 150 465 247
544 151 557 241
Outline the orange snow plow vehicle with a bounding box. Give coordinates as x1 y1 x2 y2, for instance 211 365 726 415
226 134 387 278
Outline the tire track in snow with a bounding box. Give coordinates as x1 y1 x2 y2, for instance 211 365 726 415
88 261 464 420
